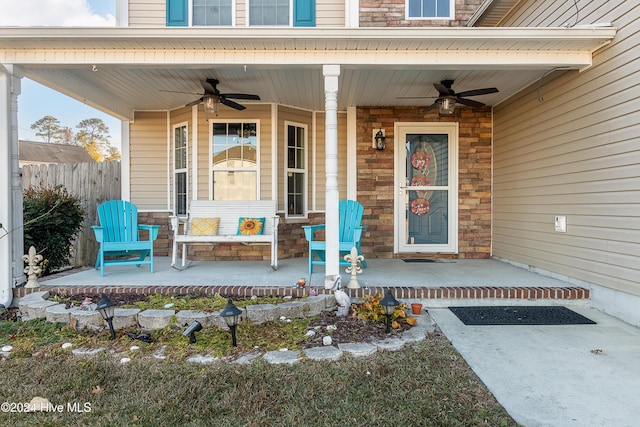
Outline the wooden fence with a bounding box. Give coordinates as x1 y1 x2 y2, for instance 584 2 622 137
20 161 121 267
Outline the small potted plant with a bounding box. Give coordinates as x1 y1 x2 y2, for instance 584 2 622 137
411 302 423 315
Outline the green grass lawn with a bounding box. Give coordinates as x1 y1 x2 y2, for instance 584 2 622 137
0 334 518 426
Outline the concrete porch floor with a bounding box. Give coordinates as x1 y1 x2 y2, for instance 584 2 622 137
38 256 576 288
33 257 590 305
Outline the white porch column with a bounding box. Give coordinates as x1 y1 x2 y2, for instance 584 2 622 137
0 64 23 306
323 64 340 288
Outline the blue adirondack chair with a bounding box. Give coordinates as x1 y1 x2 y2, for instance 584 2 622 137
91 200 160 276
302 199 368 274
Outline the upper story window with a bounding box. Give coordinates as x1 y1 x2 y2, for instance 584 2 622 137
407 0 454 19
250 0 289 26
193 0 233 26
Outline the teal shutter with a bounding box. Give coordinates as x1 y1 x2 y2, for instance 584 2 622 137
293 0 315 27
166 0 188 26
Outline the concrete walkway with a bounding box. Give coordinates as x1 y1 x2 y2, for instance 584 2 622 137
430 307 640 427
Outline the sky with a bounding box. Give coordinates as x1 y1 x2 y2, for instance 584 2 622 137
0 0 121 149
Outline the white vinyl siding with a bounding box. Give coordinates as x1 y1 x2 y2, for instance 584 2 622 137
492 0 640 296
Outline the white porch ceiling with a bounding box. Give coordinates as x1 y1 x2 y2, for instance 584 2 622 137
0 26 616 120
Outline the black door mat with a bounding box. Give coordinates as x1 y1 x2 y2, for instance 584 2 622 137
403 258 438 263
449 306 596 325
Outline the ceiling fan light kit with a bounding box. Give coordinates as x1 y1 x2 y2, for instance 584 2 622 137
203 95 220 114
438 97 457 114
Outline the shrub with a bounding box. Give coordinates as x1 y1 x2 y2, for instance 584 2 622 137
23 186 85 275
351 292 413 329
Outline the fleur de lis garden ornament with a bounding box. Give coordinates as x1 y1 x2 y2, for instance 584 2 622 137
23 246 43 288
344 246 365 289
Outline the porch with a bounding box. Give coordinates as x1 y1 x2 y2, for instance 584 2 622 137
25 257 590 305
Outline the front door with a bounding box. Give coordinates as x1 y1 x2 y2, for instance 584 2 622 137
394 123 458 253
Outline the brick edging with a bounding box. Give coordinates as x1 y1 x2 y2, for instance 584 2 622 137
14 285 590 301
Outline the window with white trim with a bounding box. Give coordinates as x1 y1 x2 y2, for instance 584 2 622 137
285 122 307 217
173 124 188 216
211 121 258 200
193 0 233 26
249 0 290 26
407 0 454 19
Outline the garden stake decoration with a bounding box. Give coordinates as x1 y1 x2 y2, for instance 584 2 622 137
96 294 117 340
220 298 243 347
380 289 399 333
22 246 43 288
344 246 364 289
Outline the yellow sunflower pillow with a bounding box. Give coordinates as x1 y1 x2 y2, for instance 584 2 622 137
190 217 220 236
237 217 265 236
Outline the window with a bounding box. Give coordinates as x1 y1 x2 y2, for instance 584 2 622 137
193 0 232 26
173 124 188 216
211 121 258 200
407 0 454 19
249 0 290 26
285 123 306 217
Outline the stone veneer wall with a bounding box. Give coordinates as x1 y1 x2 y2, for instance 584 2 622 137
356 106 492 259
360 0 483 27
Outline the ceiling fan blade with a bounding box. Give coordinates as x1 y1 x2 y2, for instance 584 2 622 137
434 83 452 96
456 87 499 97
221 93 261 100
185 97 204 107
396 96 438 99
160 89 203 95
456 97 485 108
422 102 439 113
220 97 246 110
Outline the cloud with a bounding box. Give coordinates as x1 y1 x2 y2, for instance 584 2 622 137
0 0 115 27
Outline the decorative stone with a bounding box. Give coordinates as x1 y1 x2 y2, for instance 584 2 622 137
120 357 131 364
27 397 53 412
2 345 13 352
70 310 102 329
111 308 140 330
137 309 175 330
187 354 219 364
175 310 217 328
304 295 328 316
23 300 58 319
338 342 378 358
375 338 405 352
305 330 316 337
61 342 73 350
71 347 105 356
245 304 274 324
233 352 261 364
304 346 343 361
164 303 175 309
263 350 301 365
276 301 306 319
130 346 140 351
323 336 333 346
45 303 78 324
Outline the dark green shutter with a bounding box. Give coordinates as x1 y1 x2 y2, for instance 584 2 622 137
293 0 315 27
166 0 188 26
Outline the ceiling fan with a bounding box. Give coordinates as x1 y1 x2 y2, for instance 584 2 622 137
399 80 498 114
162 78 260 113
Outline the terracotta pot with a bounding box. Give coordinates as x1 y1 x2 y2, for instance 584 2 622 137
411 303 423 315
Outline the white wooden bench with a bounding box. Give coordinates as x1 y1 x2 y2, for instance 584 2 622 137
169 200 279 270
